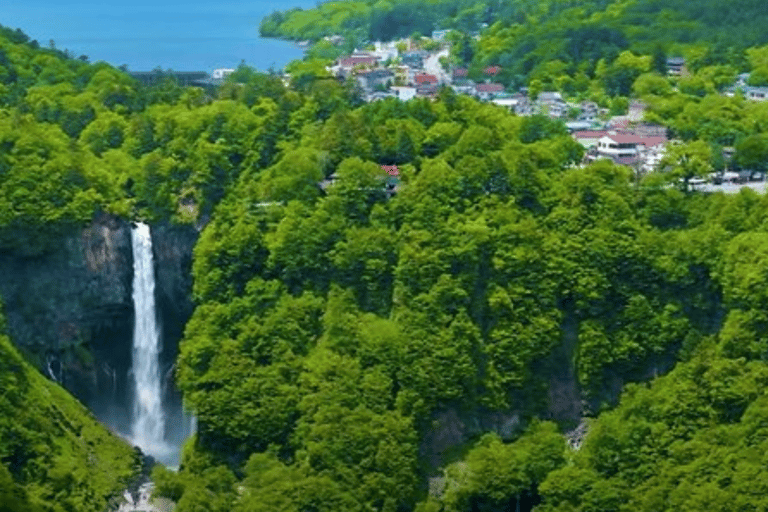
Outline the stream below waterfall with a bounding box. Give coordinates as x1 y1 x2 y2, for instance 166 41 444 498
117 482 175 512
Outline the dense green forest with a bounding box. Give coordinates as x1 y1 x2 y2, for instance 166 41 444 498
261 0 768 89
5 6 768 512
157 86 768 510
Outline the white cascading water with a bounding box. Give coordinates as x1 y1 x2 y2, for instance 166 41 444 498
130 222 171 463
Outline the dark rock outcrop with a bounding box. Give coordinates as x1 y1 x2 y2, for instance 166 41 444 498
0 213 198 437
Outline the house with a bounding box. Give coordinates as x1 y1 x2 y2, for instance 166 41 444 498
337 53 379 72
513 94 535 116
366 91 397 102
381 165 401 195
537 91 568 118
745 86 768 101
484 66 501 77
579 101 599 122
451 83 475 95
432 29 450 41
632 123 667 137
641 144 667 173
357 69 394 91
402 51 425 69
627 100 646 122
666 57 686 76
414 73 438 86
391 86 417 101
475 82 505 100
589 134 667 166
573 130 609 150
212 68 234 80
373 41 399 62
491 97 519 111
416 83 439 97
566 121 596 132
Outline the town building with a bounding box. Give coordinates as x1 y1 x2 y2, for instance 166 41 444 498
537 91 568 118
475 82 504 100
666 57 686 76
391 86 417 101
357 69 394 91
414 73 438 86
336 53 380 74
745 86 768 101
212 68 235 80
431 29 450 41
372 41 399 62
401 51 425 69
587 133 667 167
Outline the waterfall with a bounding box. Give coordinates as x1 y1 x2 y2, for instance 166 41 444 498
130 223 171 464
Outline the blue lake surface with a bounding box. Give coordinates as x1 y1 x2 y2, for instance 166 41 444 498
0 0 315 72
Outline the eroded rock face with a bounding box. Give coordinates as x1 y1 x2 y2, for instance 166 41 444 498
0 214 198 437
421 408 523 469
0 214 133 418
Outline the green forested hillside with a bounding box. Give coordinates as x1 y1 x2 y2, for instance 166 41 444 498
260 0 768 56
0 23 356 255
0 22 354 509
0 301 141 512
157 83 768 511
6 11 768 512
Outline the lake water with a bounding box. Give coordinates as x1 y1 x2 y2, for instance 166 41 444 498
1 0 314 72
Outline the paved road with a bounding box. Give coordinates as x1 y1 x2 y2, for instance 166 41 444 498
695 181 768 194
424 49 450 84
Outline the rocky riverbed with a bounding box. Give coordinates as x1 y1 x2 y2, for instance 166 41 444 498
117 482 175 512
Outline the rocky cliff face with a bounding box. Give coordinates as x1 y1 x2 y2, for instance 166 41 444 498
0 214 198 436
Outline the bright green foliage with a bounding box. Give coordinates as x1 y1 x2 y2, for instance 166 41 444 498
10 13 768 512
0 306 140 512
435 422 565 512
173 89 744 511
538 356 768 512
659 140 713 191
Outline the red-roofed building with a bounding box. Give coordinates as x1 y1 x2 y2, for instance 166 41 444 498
414 73 438 85
573 130 609 149
337 54 379 71
475 82 504 100
484 66 501 76
381 165 401 195
381 165 400 177
589 134 667 165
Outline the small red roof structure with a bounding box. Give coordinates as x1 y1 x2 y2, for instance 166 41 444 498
338 55 378 68
484 66 501 76
573 131 609 139
475 83 504 93
381 165 400 177
602 134 667 147
453 67 468 77
414 73 438 85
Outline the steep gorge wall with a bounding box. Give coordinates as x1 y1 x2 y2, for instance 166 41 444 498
0 213 198 435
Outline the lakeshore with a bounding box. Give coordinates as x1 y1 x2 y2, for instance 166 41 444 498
1 0 314 71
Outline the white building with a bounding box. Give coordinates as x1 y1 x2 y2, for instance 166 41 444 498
212 68 235 80
391 86 417 101
373 42 399 62
745 87 768 101
596 135 641 162
432 29 450 41
491 98 519 111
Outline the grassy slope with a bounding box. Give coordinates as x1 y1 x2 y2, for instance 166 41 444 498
0 323 141 512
